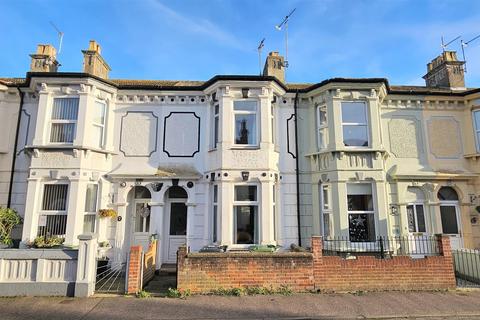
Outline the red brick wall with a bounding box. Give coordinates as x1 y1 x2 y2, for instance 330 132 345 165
177 236 456 293
127 246 142 294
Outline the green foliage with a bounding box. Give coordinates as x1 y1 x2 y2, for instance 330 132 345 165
0 207 22 246
211 285 292 296
277 285 293 296
166 288 191 299
32 236 64 248
136 290 151 298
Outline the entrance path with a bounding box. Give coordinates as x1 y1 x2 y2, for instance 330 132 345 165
1 290 480 319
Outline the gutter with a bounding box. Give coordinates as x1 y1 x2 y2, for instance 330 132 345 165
7 87 24 208
293 90 302 247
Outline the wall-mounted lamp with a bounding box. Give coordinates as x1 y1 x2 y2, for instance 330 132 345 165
242 88 249 99
241 171 250 181
390 205 399 216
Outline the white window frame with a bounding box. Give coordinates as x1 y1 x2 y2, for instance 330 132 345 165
346 183 376 243
271 105 275 145
406 202 427 234
49 97 79 144
272 183 277 242
341 101 370 148
83 184 98 233
316 105 328 150
321 184 333 238
212 184 218 243
472 109 480 152
212 104 220 149
92 100 106 149
233 99 259 147
233 183 259 246
38 182 69 237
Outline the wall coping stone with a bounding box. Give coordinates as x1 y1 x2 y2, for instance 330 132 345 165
0 249 78 260
187 252 312 259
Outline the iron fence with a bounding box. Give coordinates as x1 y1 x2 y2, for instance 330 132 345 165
37 214 67 239
453 249 480 287
322 235 441 258
95 259 127 294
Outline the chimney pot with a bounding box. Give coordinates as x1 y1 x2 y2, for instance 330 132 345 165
82 40 111 79
423 50 465 89
263 51 285 82
29 44 59 72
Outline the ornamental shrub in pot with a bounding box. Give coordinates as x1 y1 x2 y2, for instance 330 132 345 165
0 207 22 248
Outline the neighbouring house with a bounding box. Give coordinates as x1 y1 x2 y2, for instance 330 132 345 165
0 41 479 272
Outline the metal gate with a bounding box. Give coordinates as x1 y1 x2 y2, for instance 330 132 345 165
95 259 127 294
452 249 480 288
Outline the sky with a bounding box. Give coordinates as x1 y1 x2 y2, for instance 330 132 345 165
1 0 480 87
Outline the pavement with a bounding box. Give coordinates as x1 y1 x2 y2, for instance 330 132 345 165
1 290 480 320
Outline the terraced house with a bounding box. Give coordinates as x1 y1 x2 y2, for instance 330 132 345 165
0 41 479 272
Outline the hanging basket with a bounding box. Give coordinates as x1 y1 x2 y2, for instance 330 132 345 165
98 209 118 219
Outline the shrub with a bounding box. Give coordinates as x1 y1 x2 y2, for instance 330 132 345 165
166 288 191 299
32 236 64 248
136 290 151 298
98 209 117 219
0 208 22 246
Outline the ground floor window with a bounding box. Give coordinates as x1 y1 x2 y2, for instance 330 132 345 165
135 202 151 233
212 185 218 243
321 184 332 238
38 183 69 238
83 184 98 233
347 183 375 242
234 185 258 244
407 204 426 233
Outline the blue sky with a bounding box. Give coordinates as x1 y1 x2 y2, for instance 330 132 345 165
1 0 480 86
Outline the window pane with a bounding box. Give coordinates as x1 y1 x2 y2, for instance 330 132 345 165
85 184 98 212
318 108 327 125
416 205 426 233
213 206 217 243
169 203 187 235
323 214 331 238
235 205 257 244
234 100 257 112
343 125 368 147
214 117 219 147
341 102 366 123
93 101 106 124
322 186 329 209
213 185 218 203
437 187 458 201
407 205 416 232
135 203 151 233
83 214 96 233
347 194 373 211
235 114 256 144
135 186 152 199
235 186 257 201
349 213 375 242
50 123 76 143
440 206 459 234
167 186 187 199
474 111 480 130
52 98 79 120
92 125 104 148
42 184 68 211
214 105 219 115
318 129 326 149
38 215 67 237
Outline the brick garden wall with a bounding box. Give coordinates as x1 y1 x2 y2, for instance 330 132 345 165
177 236 456 293
127 240 158 294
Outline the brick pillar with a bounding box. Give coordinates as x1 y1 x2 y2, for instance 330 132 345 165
311 236 323 259
311 236 323 292
127 246 142 294
176 245 188 290
437 234 456 288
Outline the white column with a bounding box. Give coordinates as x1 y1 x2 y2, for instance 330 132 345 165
149 202 164 268
21 177 42 245
113 184 129 263
75 234 98 297
104 95 116 151
186 203 195 250
259 88 270 148
65 179 88 246
311 181 321 236
260 178 275 245
32 88 51 146
73 88 91 146
220 182 233 245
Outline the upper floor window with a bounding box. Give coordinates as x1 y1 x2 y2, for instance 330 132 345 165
316 105 328 150
341 102 369 147
234 100 257 146
50 98 79 143
271 105 275 145
92 101 106 148
212 104 219 149
473 110 480 151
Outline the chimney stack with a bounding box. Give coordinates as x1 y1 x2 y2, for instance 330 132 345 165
29 44 59 72
423 51 465 89
82 40 111 79
263 51 285 82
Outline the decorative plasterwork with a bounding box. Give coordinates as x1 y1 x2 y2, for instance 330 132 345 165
119 111 158 157
388 116 424 158
163 112 201 158
115 94 207 105
426 116 463 159
382 98 465 110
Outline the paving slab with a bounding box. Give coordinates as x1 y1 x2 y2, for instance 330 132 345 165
1 290 480 320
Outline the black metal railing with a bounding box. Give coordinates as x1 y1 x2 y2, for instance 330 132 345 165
453 249 480 287
322 235 441 258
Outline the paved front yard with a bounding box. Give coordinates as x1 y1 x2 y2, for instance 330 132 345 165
1 290 480 319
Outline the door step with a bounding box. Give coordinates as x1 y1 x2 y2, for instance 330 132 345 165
158 263 177 275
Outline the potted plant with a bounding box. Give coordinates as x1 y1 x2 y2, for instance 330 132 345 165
31 236 64 248
98 209 117 219
0 207 22 248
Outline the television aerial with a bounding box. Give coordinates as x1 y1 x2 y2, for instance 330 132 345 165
461 34 480 73
257 38 265 75
441 35 461 52
49 21 64 56
275 8 296 70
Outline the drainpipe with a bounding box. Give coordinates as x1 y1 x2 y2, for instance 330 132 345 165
293 90 302 247
7 87 24 208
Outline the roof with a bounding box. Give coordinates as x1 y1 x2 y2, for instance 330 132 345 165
0 73 479 96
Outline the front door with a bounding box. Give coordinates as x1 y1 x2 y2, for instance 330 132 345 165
131 201 151 251
440 204 462 249
164 202 187 263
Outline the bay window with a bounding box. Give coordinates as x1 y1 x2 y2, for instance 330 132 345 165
347 183 375 242
92 101 106 148
212 185 218 243
316 105 328 150
234 100 257 146
234 185 258 244
83 184 98 233
50 97 79 143
321 184 332 238
341 102 369 147
38 184 69 238
212 104 219 149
